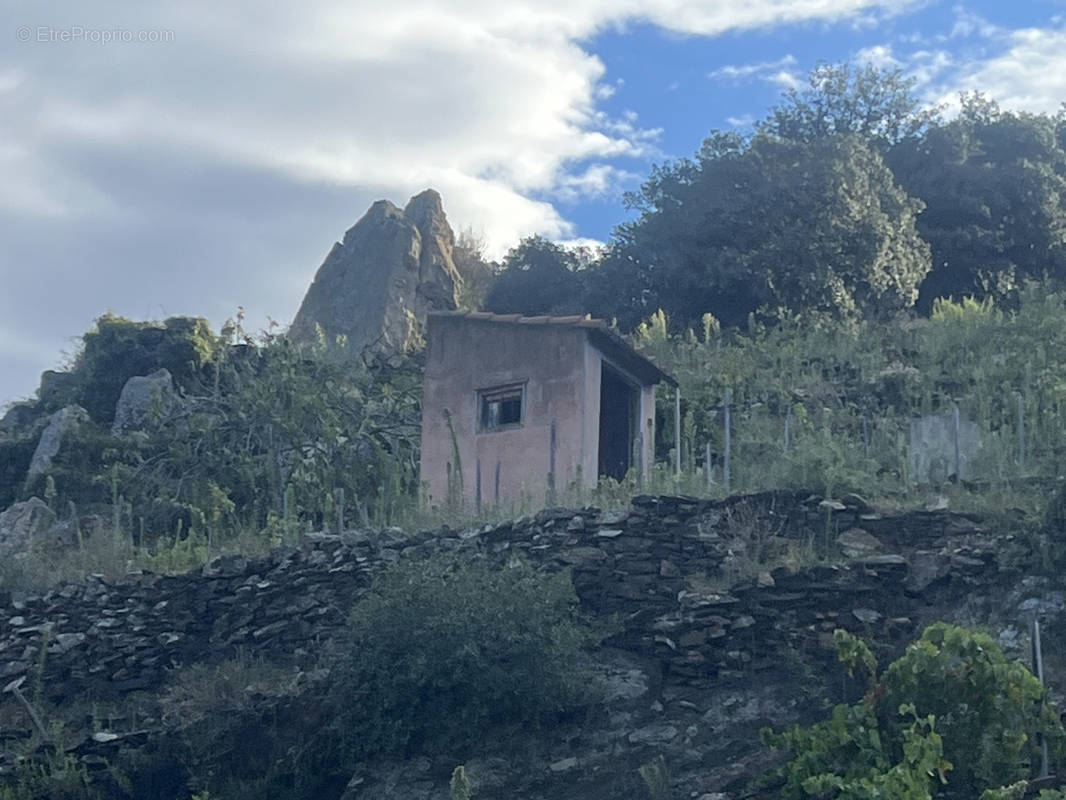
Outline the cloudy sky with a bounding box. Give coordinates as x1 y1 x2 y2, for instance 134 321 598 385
3 0 1066 408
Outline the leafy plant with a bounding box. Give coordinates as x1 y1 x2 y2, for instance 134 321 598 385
763 624 1062 798
330 555 601 761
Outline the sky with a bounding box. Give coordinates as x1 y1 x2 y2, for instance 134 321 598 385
3 0 1066 409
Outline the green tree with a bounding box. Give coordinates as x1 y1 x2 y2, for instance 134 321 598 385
602 132 929 329
483 236 590 315
452 227 497 311
888 94 1066 311
879 623 1061 793
759 62 941 148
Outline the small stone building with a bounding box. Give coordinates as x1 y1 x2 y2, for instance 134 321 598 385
420 312 676 508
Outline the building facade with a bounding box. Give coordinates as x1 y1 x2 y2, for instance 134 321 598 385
419 312 675 509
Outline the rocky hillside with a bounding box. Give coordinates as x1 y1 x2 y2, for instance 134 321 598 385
1 491 1060 799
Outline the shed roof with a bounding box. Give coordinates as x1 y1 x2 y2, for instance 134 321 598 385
428 311 678 387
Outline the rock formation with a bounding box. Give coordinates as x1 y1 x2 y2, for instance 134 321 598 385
26 405 87 482
289 189 462 355
0 497 55 559
111 368 176 436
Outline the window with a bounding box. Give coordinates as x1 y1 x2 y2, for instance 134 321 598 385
479 384 523 431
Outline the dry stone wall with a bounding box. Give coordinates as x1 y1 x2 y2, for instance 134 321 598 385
0 491 1014 708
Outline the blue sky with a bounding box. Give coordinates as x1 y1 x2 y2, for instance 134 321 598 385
4 0 1066 409
559 1 1066 241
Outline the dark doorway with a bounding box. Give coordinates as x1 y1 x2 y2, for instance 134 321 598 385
599 363 637 480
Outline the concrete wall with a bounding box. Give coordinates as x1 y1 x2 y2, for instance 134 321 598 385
420 317 657 508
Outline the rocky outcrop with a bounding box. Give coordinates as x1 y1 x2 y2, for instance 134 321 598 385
0 498 55 558
289 189 462 355
26 405 87 482
0 492 1055 799
111 368 176 435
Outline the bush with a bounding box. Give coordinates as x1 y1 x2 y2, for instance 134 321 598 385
330 555 600 760
763 623 1063 798
879 623 1063 794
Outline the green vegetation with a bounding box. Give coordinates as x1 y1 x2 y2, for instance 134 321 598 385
602 130 929 329
631 287 1066 506
100 555 601 800
8 57 1066 800
484 235 594 316
7 62 1066 593
330 555 601 761
763 624 1063 799
0 750 107 800
9 286 1066 595
492 64 1066 332
0 311 423 593
638 755 672 799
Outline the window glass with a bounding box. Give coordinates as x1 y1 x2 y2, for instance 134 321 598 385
480 385 523 430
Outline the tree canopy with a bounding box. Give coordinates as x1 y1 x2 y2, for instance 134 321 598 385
888 94 1066 310
598 131 929 329
482 236 587 316
478 63 1066 334
759 62 941 147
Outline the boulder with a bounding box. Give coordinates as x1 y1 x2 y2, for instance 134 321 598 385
0 497 56 557
27 405 88 481
289 189 462 356
836 527 884 559
111 368 176 435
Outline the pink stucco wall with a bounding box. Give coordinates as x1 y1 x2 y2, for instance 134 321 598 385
419 315 656 509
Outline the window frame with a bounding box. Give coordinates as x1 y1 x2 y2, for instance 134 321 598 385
477 382 526 433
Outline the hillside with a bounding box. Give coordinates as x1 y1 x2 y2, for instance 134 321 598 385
4 61 1066 800
3 492 1064 799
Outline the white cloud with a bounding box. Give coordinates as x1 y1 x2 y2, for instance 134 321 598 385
930 24 1066 114
554 163 641 203
708 55 797 84
708 55 803 92
907 49 955 90
726 114 756 128
558 237 608 257
0 0 926 405
0 69 24 95
855 44 902 70
946 5 1002 40
767 70 804 91
851 43 953 91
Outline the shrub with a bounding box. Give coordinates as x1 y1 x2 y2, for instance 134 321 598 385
330 555 600 760
879 623 1062 794
763 623 1063 798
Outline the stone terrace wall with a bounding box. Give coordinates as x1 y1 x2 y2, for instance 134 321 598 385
0 491 1012 707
